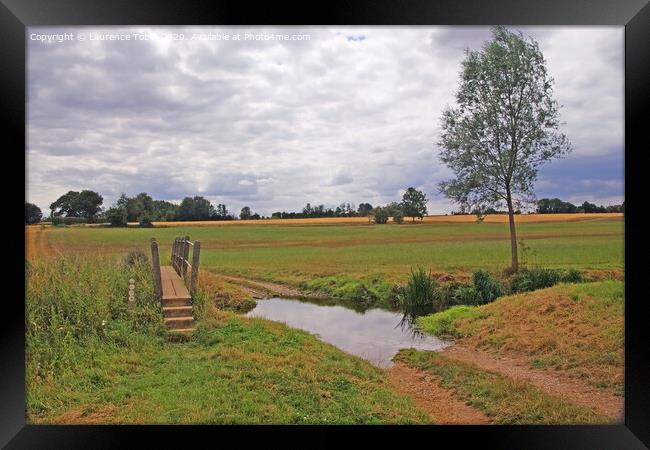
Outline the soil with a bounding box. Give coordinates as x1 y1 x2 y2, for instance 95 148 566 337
440 345 624 422
219 274 324 300
387 362 491 424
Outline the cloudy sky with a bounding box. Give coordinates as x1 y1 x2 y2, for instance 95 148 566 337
26 26 624 216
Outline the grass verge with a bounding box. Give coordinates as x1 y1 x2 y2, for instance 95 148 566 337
416 281 624 394
395 349 609 424
27 253 429 424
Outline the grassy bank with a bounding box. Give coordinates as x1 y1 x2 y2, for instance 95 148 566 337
416 281 624 395
395 349 609 424
26 254 429 424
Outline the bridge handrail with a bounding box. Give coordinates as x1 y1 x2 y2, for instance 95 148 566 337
150 235 201 303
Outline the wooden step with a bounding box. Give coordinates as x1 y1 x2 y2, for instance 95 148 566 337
164 317 194 329
163 305 193 318
162 296 192 307
168 328 194 334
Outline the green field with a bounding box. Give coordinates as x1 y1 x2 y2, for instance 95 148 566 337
44 218 624 287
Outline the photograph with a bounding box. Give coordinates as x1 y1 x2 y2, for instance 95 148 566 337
23 24 629 426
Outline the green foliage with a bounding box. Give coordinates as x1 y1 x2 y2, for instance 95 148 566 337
472 269 503 304
509 267 584 293
138 216 154 228
398 266 437 313
371 207 389 224
392 209 404 224
177 196 217 221
240 206 252 220
438 26 572 271
50 190 104 219
104 206 128 227
26 202 43 224
300 273 395 310
357 203 373 216
537 198 578 214
453 285 480 305
401 187 428 221
562 268 584 283
50 216 96 225
509 268 561 293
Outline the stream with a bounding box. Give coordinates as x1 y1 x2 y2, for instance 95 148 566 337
246 297 449 368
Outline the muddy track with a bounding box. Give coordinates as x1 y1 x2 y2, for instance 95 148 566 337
219 274 325 300
387 362 491 424
441 345 624 422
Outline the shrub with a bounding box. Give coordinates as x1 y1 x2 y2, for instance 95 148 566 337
472 269 503 304
372 207 389 224
509 268 562 293
105 207 127 227
454 285 480 305
392 210 404 224
139 216 154 228
561 268 584 283
50 216 95 225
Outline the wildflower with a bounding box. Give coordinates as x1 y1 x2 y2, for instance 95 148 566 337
102 320 107 326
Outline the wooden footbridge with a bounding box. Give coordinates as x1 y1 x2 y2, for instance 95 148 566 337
150 236 201 333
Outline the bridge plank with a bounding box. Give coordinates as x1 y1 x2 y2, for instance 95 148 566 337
160 265 190 299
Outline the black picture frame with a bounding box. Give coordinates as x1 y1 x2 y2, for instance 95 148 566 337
3 0 649 447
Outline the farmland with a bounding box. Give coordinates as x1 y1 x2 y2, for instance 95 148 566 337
34 214 623 288
25 213 625 424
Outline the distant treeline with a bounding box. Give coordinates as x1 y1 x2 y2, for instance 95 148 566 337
535 198 624 214
449 198 625 216
271 202 373 219
26 190 241 226
26 186 431 226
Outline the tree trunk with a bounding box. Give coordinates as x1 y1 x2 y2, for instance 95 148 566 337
506 196 519 272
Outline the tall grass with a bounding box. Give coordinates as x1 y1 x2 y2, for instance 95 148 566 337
26 253 164 389
398 266 437 317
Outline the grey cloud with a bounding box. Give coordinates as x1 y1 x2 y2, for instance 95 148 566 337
27 26 623 216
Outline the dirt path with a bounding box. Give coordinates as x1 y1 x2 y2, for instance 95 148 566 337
219 275 318 299
26 226 38 260
441 345 624 422
26 225 48 260
387 362 491 424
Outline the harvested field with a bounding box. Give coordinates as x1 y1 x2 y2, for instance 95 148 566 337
141 213 623 227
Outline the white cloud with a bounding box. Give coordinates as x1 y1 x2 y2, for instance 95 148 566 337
26 26 624 215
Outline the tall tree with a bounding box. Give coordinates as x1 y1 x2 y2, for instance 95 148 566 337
240 206 252 220
178 196 216 220
401 187 428 222
357 203 373 216
49 190 103 219
25 202 42 224
215 203 230 220
438 26 571 272
77 190 104 219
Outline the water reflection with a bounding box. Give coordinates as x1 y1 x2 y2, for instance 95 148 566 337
246 297 448 368
397 304 437 339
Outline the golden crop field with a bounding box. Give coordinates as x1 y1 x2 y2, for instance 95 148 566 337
142 213 623 228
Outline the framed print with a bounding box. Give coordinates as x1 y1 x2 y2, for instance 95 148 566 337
3 0 649 447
